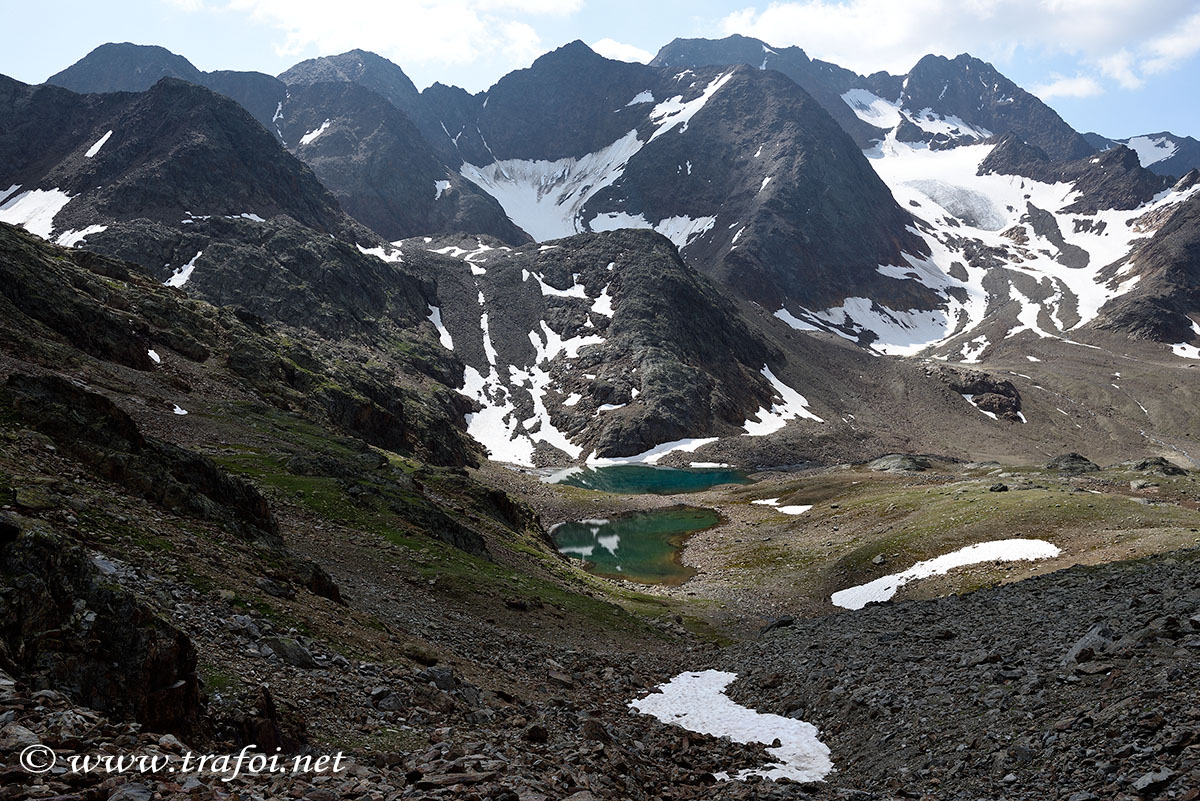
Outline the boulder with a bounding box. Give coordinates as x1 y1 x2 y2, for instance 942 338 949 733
868 454 932 472
1046 453 1100 473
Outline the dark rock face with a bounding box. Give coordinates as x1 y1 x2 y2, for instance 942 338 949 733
1093 191 1200 342
719 548 1200 798
46 42 288 137
280 49 421 119
0 527 203 738
276 81 527 244
199 70 287 134
1087 130 1200 179
223 684 306 752
447 41 652 164
0 220 477 470
0 75 360 238
1122 456 1188 476
981 137 1170 214
900 54 1094 161
868 454 932 472
39 44 528 243
2 373 279 542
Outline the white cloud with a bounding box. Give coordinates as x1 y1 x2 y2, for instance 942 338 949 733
1032 74 1104 99
721 0 1200 90
221 0 579 76
1141 10 1200 75
590 38 654 64
1099 50 1143 89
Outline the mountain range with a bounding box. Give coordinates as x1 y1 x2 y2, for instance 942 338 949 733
1 36 1198 470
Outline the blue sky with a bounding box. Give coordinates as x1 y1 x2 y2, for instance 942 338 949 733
3 0 1198 139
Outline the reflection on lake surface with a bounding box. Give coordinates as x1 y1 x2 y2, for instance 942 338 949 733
545 464 751 495
551 506 720 584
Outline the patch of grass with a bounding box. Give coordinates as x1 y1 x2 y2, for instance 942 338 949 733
325 725 427 756
198 661 241 695
830 479 1200 579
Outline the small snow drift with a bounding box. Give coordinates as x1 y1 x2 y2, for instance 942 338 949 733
299 119 331 146
164 250 204 288
752 498 812 515
831 538 1061 610
588 437 718 466
630 669 833 783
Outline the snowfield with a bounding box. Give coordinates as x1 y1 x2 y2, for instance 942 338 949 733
794 133 1200 357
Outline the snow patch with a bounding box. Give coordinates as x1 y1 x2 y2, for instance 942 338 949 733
299 119 331 146
164 250 203 288
0 188 73 239
752 499 813 515
1125 135 1178 167
831 538 1061 610
461 129 642 242
743 365 823 435
841 88 902 129
589 211 716 251
588 437 718 466
55 225 108 248
427 305 454 350
773 308 819 332
648 71 734 143
961 393 998 420
1172 342 1200 359
625 90 654 106
434 179 451 199
591 284 614 316
357 243 404 263
147 349 161 364
630 670 832 783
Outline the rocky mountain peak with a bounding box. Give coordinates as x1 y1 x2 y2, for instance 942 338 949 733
279 49 420 110
47 42 204 94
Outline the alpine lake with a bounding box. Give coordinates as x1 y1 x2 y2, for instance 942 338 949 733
547 465 750 584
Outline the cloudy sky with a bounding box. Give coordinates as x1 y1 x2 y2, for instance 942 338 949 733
4 0 1198 139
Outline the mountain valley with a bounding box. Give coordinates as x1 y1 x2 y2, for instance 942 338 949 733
1 30 1199 801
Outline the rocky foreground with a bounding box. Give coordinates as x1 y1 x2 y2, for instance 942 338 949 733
720 547 1200 800
5 535 1199 800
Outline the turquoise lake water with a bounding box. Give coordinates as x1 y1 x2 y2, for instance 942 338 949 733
545 464 752 495
550 506 720 584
